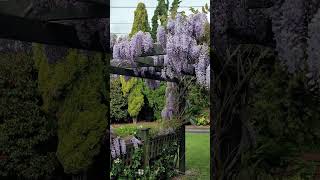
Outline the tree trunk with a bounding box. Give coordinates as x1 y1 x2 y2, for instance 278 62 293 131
133 117 137 124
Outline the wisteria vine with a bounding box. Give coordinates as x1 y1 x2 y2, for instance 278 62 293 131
111 13 210 120
159 13 210 88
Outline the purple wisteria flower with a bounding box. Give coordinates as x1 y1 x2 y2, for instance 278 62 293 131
130 137 142 149
157 26 167 49
113 137 121 157
120 139 126 155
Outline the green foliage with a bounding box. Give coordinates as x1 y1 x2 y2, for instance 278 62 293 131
128 82 144 118
151 0 169 40
143 82 167 120
187 84 209 118
145 142 178 179
33 44 108 174
130 2 151 37
194 111 209 126
110 144 178 179
0 52 57 179
113 123 161 138
110 77 128 122
110 148 144 179
169 0 182 18
119 76 137 96
190 3 209 14
242 61 320 178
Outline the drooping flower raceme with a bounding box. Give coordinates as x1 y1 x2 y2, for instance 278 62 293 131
113 137 121 156
130 137 142 149
157 26 167 49
120 139 126 155
158 13 210 88
113 31 154 66
159 13 210 120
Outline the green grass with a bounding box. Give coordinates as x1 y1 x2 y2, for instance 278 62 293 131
112 122 162 138
185 133 210 180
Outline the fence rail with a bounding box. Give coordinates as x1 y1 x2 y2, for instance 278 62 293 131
111 125 186 173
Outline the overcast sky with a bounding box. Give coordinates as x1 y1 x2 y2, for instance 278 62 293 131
111 0 210 36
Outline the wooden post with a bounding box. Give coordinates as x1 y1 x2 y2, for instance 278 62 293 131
178 124 186 173
140 128 150 168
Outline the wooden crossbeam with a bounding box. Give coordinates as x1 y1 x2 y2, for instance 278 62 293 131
78 0 108 5
0 1 109 20
110 66 178 82
0 13 108 52
41 4 109 21
244 0 274 9
111 58 195 77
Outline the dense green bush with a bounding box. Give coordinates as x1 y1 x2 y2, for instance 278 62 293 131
241 61 320 178
33 44 108 174
110 143 178 179
128 82 145 123
0 52 57 179
110 77 128 122
143 82 167 120
187 84 209 117
194 111 209 126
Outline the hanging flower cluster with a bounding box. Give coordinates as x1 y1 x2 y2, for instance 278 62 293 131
112 13 210 89
113 31 154 65
159 13 210 88
110 136 142 159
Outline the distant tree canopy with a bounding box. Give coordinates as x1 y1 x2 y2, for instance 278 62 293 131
0 52 57 179
130 2 151 37
33 44 108 174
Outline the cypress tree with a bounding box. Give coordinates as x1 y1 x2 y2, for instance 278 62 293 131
151 0 169 40
169 0 182 18
130 2 151 37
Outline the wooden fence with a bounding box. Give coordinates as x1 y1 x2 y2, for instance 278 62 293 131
112 125 186 173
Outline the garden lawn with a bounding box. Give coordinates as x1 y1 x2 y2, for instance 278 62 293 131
111 122 162 137
186 133 210 180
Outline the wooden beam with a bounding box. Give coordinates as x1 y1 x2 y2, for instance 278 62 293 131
0 14 108 52
141 43 166 57
78 0 108 5
244 0 274 9
110 66 178 82
0 1 109 20
41 4 109 21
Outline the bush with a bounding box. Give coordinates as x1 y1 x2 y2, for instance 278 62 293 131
33 44 108 174
0 52 57 179
110 77 128 123
195 112 209 126
143 82 167 120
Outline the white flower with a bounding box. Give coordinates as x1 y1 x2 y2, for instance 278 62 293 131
114 158 121 164
137 169 144 175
